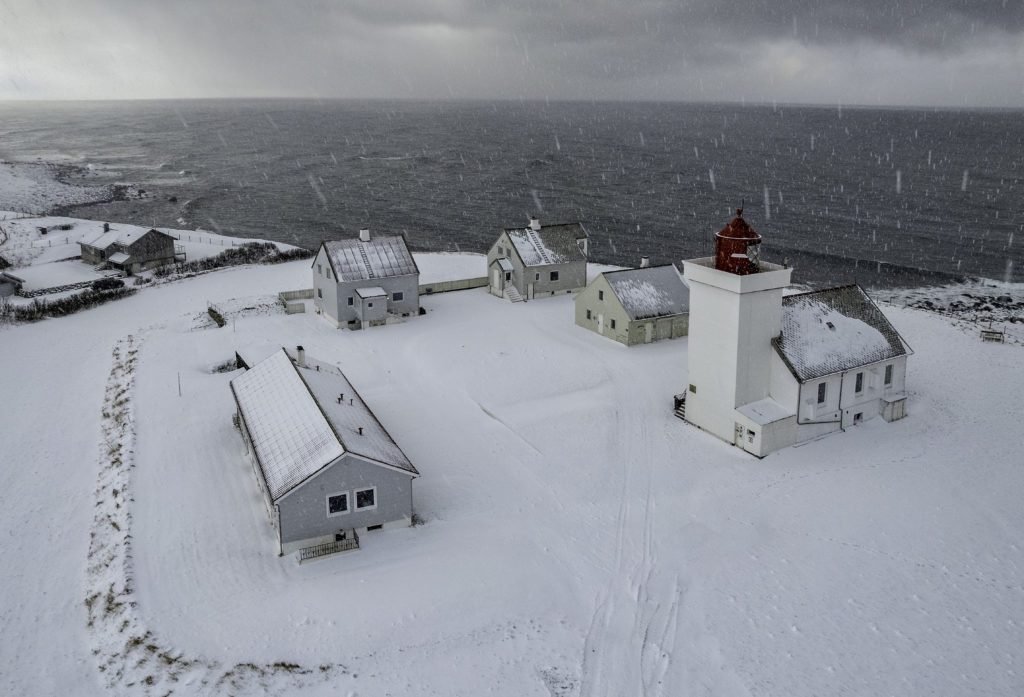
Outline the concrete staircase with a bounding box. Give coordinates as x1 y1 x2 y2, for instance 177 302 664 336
505 285 525 303
673 394 687 421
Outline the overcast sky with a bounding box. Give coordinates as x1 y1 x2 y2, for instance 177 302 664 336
1 0 1022 106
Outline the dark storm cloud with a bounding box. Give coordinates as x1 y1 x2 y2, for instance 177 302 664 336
0 0 1022 104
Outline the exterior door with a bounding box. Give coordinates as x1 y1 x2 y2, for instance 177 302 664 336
492 268 500 291
644 322 654 343
528 282 535 299
597 313 604 334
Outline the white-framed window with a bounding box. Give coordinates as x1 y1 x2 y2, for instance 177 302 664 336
347 297 354 306
884 364 893 385
368 301 373 308
550 271 560 281
393 291 404 301
586 309 592 320
535 273 540 281
327 267 332 280
317 264 323 275
855 372 864 393
817 382 826 404
326 491 349 517
610 319 616 329
354 486 377 511
598 290 604 301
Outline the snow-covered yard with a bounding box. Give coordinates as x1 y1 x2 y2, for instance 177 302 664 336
0 256 1022 696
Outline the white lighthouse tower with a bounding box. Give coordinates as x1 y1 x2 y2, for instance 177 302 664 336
681 210 793 451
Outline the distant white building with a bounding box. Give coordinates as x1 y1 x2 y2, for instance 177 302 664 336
678 209 911 457
312 229 420 329
487 217 588 302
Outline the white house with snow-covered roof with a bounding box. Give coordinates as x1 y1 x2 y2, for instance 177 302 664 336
230 347 419 559
312 229 420 329
678 209 911 458
574 260 690 345
487 217 588 302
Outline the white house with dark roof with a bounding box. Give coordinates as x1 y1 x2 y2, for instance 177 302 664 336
487 217 588 302
312 229 419 329
679 210 911 458
230 347 419 559
575 261 690 345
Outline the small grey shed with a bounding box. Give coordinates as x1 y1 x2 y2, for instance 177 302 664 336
575 264 690 345
230 348 419 560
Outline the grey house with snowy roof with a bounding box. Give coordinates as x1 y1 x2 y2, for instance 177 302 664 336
79 225 178 275
230 347 419 558
575 261 689 345
312 229 419 329
680 210 911 458
487 217 588 302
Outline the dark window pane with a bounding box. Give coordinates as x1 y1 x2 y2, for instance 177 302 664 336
356 488 376 509
328 493 348 514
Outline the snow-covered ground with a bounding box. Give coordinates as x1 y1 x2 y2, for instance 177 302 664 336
0 214 294 270
0 162 112 215
1 256 1022 696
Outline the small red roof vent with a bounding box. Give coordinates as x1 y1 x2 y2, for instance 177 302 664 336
715 208 762 275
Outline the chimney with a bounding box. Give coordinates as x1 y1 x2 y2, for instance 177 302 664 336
359 228 371 242
103 223 110 232
296 345 305 368
640 256 650 268
336 393 344 404
529 217 541 232
357 427 363 435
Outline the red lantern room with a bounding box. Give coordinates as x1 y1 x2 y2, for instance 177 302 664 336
715 208 762 275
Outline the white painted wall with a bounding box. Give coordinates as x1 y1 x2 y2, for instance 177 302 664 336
682 258 792 447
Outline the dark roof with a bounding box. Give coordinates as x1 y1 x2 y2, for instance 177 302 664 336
773 284 910 382
321 235 419 282
503 222 587 267
716 209 761 241
602 265 689 320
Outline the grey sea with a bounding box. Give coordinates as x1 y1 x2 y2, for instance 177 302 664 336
0 99 1020 287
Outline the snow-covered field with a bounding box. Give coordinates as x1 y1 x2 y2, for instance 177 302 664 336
1 256 1022 696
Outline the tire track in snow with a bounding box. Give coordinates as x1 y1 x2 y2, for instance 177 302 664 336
579 361 676 697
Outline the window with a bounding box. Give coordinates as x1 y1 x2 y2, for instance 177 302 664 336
884 364 893 385
689 383 697 394
535 273 540 281
586 309 592 320
327 268 332 280
550 271 560 281
817 382 826 404
317 288 322 298
854 412 863 424
598 290 604 301
347 297 354 306
317 264 323 275
367 302 373 308
393 291 404 302
326 492 349 517
610 319 616 329
367 524 383 531
855 372 864 393
355 487 377 511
